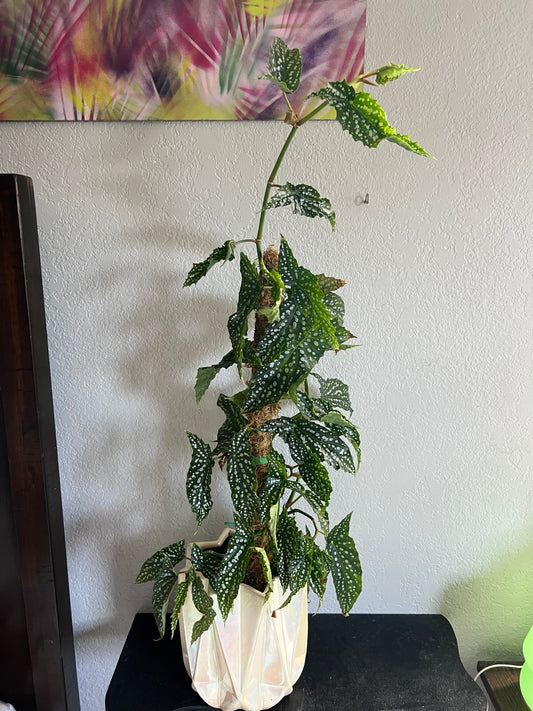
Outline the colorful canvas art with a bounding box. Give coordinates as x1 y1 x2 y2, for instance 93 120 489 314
0 0 366 121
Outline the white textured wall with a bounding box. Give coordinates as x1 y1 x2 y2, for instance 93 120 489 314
2 1 533 708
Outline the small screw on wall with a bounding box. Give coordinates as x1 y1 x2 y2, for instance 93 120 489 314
355 193 369 206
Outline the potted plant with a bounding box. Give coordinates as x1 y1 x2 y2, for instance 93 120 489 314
137 38 430 711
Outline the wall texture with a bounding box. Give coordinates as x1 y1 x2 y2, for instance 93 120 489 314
1 1 532 708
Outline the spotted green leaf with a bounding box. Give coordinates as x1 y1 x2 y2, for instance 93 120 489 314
312 373 353 414
259 450 287 529
375 63 419 86
183 240 236 287
266 183 335 230
285 478 329 536
136 541 186 583
326 514 362 615
227 253 262 378
316 274 346 294
309 543 333 610
323 292 345 321
185 433 214 526
190 570 216 643
299 452 332 507
213 393 247 456
152 568 178 638
216 517 254 620
227 428 258 525
260 37 302 94
311 81 431 156
276 511 301 591
170 577 191 638
321 411 361 470
190 545 223 591
297 420 356 473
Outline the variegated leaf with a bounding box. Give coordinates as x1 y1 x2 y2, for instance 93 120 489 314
152 568 178 638
321 411 361 470
326 514 362 615
311 81 431 157
299 453 332 507
184 240 236 287
296 391 316 419
258 450 286 527
190 545 223 591
260 37 302 94
285 478 329 536
213 393 247 456
227 428 258 525
316 274 346 294
323 292 345 321
216 517 254 620
312 373 353 414
190 570 216 643
309 543 333 610
170 577 191 638
266 182 335 230
297 420 356 473
185 433 214 526
136 540 186 583
289 533 313 592
276 511 301 591
227 253 262 378
375 63 419 86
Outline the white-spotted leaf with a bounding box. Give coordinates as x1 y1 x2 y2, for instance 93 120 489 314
326 514 362 615
260 37 302 94
266 182 335 230
184 240 236 287
185 433 214 526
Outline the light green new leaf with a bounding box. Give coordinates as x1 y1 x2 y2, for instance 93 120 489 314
260 37 302 94
316 274 346 295
216 518 254 620
183 240 236 287
185 433 214 526
213 393 248 456
266 183 335 230
258 269 284 323
227 253 262 378
312 373 353 414
326 514 362 615
227 428 258 525
152 568 178 638
136 540 186 583
170 577 191 638
311 81 431 156
252 547 274 597
375 63 419 86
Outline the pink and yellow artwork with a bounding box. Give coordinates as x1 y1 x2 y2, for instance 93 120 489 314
0 0 366 121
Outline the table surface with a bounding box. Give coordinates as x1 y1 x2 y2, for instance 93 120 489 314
477 661 526 711
106 613 486 711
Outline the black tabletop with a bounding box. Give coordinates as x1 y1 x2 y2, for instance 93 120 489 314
106 613 486 711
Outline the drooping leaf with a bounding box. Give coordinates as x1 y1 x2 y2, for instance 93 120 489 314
185 433 214 526
213 393 248 456
284 478 329 536
297 420 356 473
227 428 258 525
184 240 236 287
312 373 353 414
259 37 302 94
259 450 287 529
216 517 254 620
375 63 419 86
152 568 178 638
295 391 316 419
326 514 362 615
136 541 186 583
299 452 332 507
227 253 262 378
170 577 191 638
321 411 361 470
276 511 301 591
190 570 216 643
316 274 346 294
311 81 431 156
266 183 335 230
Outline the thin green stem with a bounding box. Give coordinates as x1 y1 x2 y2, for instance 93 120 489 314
297 100 329 126
282 91 293 114
235 238 257 245
255 123 299 270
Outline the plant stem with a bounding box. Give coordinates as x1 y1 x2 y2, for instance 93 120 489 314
297 100 329 126
255 123 299 270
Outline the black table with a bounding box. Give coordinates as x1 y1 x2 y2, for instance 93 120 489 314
106 613 486 711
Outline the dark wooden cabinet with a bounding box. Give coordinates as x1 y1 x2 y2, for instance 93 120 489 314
0 175 80 711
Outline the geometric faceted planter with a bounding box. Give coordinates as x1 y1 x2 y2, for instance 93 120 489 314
179 530 308 711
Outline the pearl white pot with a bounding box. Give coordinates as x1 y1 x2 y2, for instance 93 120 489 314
179 530 308 711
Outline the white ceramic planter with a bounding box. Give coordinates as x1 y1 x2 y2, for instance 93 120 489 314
179 530 308 711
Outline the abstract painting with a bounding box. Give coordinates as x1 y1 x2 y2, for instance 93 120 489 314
0 0 366 121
